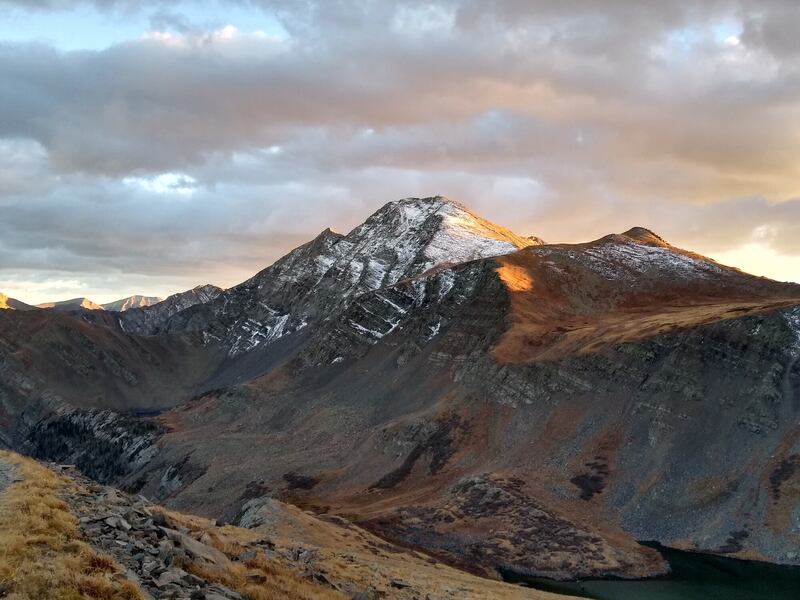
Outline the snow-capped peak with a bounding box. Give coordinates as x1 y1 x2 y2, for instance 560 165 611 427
162 196 540 356
352 196 535 276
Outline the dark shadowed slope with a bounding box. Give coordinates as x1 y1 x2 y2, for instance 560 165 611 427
0 308 223 413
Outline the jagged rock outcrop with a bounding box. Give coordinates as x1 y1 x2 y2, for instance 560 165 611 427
58 467 262 599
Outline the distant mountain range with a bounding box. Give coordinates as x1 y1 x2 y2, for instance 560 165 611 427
35 297 105 311
101 295 163 312
3 291 214 314
33 295 163 312
1 196 799 584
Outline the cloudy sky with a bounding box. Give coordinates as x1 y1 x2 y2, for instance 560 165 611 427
1 0 799 304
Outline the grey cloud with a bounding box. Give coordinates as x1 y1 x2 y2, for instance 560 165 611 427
740 2 800 59
0 0 169 10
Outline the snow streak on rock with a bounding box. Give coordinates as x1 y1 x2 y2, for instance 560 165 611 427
532 239 723 283
303 259 489 366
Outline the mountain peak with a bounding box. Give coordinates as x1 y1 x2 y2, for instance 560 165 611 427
527 235 547 246
164 195 541 356
361 195 537 269
380 196 485 225
308 227 345 250
620 227 669 247
388 194 462 209
192 284 223 294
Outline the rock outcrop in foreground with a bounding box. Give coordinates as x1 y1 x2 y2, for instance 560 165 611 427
0 451 565 600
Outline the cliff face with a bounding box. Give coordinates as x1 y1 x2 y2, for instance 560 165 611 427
2 198 800 582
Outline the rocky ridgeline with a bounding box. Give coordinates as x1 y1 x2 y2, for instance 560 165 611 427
56 465 389 600
118 284 224 335
60 467 244 599
58 467 304 599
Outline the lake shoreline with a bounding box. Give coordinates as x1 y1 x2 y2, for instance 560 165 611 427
502 542 800 600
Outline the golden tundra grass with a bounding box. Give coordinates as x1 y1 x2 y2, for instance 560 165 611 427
161 509 348 600
162 506 570 600
0 450 143 600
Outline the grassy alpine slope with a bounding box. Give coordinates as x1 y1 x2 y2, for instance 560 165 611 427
0 450 144 600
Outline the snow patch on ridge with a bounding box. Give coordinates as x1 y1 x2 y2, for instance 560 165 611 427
425 204 523 269
571 241 722 281
230 314 290 355
336 260 485 357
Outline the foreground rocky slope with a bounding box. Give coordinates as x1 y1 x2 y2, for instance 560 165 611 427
2 196 800 587
0 451 565 600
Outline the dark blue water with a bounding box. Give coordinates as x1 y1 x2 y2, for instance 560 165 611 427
504 544 800 600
